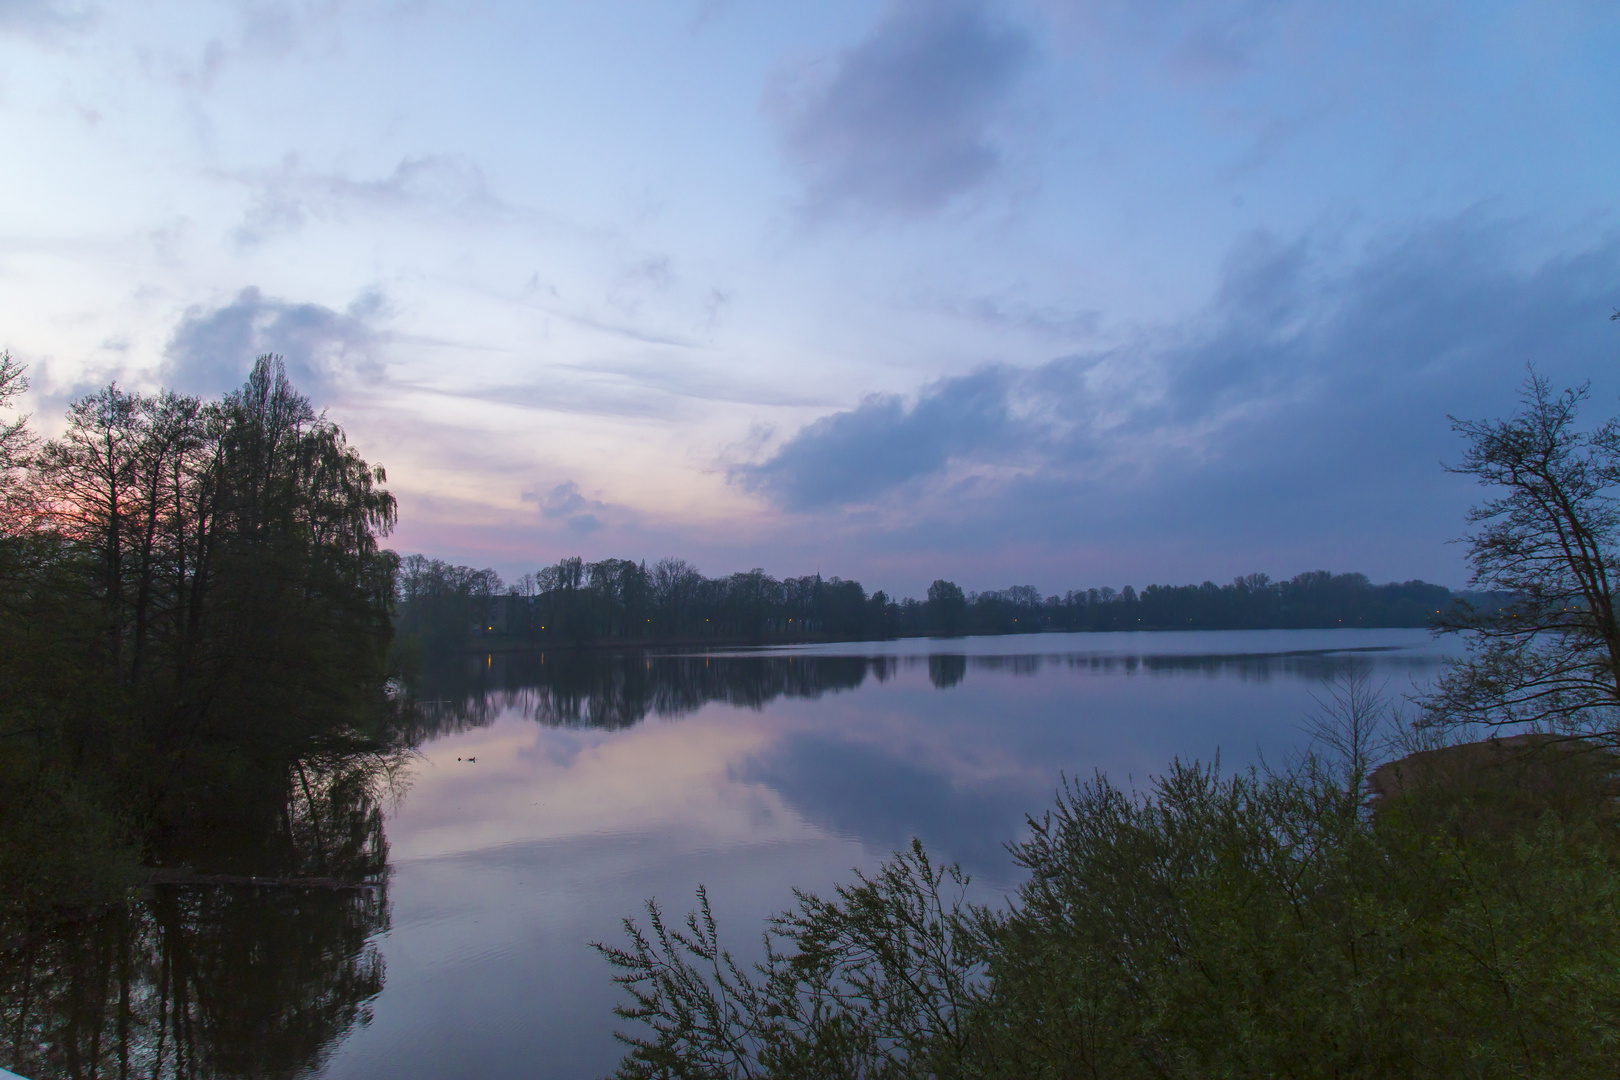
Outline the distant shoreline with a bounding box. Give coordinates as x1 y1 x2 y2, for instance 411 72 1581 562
400 557 1500 657
454 622 1443 655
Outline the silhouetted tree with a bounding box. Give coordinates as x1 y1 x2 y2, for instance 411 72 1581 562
0 351 36 533
1424 371 1620 744
2 355 401 917
926 579 967 636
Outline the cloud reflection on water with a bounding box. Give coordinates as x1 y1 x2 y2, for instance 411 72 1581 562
328 629 1463 1080
395 629 1463 880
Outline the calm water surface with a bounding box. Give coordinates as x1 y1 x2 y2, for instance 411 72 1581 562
1 629 1465 1079
322 628 1461 1080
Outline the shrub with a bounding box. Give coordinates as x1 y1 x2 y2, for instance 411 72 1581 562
601 745 1620 1079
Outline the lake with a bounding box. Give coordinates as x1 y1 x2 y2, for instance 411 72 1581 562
1 628 1463 1080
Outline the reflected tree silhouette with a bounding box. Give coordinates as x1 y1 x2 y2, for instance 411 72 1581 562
928 654 967 689
404 651 888 737
401 645 1438 737
1 754 392 1080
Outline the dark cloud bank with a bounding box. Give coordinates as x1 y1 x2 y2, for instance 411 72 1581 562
734 221 1620 583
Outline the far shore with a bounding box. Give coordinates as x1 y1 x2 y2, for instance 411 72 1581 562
453 622 1439 655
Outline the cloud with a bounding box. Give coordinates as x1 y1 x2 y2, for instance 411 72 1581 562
0 0 92 38
234 155 499 246
1038 0 1297 78
728 219 1620 577
526 480 606 536
769 0 1032 217
147 1 347 93
733 366 1025 510
162 287 387 401
944 295 1101 340
605 255 676 319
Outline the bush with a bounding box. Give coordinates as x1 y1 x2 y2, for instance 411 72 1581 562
600 746 1620 1079
0 760 137 926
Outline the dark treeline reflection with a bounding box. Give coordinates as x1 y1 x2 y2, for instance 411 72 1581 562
1 755 392 1080
404 651 891 737
1038 646 1441 684
404 645 1438 738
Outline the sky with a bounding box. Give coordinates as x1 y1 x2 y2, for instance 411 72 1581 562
1 0 1617 597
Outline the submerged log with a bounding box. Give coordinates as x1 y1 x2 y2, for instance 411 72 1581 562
140 868 381 891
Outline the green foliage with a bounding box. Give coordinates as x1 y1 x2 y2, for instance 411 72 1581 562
396 554 505 652
979 757 1620 1078
0 760 138 924
602 749 1620 1079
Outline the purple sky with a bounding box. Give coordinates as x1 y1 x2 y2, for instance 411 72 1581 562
2 0 1618 595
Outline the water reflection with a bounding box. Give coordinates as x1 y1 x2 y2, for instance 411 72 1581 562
736 732 1030 871
409 638 1441 737
407 652 884 735
2 630 1466 1080
1046 646 1436 681
928 654 968 688
2 756 392 1080
327 629 1463 1080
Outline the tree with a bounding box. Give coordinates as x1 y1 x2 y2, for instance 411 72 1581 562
1423 370 1620 744
926 579 966 636
0 351 37 533
36 384 144 675
126 391 205 686
3 354 402 917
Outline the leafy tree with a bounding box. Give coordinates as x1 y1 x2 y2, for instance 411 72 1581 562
397 554 503 652
398 557 1453 650
36 384 145 674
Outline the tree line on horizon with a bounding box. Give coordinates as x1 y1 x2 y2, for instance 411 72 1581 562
396 554 1464 651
